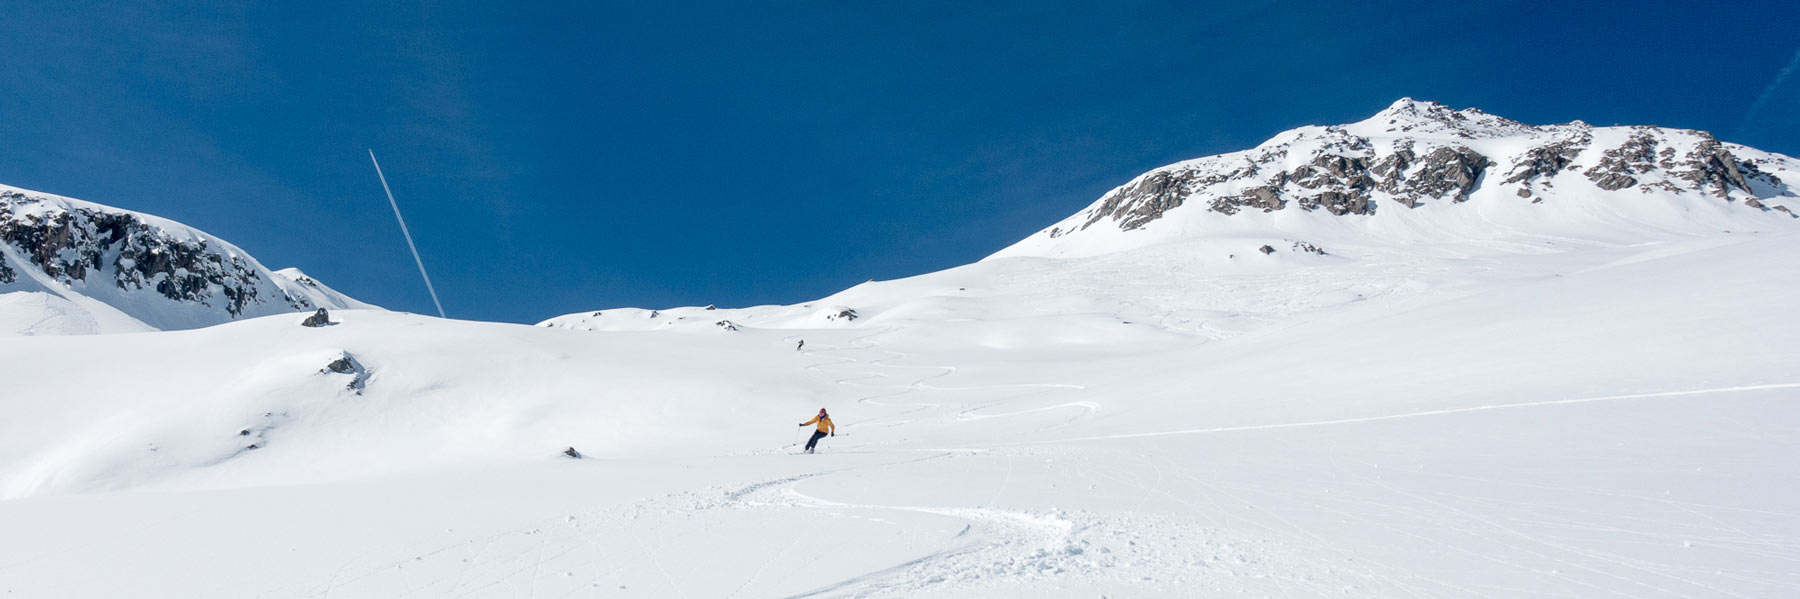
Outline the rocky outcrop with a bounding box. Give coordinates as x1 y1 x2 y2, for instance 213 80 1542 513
0 189 372 332
1583 131 1660 191
323 355 355 374
233 410 290 455
993 99 1800 263
1039 100 1800 251
319 351 368 393
1289 153 1378 215
1742 158 1787 189
1211 186 1285 215
0 191 281 317
1070 121 1539 230
1078 170 1210 232
1503 132 1590 187
300 308 331 327
1387 146 1490 205
1680 137 1754 199
1296 190 1374 216
1291 241 1327 255
1568 130 1782 203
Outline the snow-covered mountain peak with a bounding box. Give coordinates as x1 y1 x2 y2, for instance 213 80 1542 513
1363 97 1462 126
1345 97 1532 139
272 267 379 314
995 100 1800 260
0 183 377 334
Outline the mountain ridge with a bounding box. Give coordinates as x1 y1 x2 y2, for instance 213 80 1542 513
0 183 375 335
993 98 1799 259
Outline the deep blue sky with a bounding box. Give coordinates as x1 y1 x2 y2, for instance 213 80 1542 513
2 2 1796 323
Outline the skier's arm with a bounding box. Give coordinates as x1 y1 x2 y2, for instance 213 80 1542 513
827 419 836 435
800 416 819 427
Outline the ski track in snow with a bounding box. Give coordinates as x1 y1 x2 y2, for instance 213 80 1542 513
706 333 1343 597
254 331 1193 599
17 251 1800 598
233 322 1800 599
695 451 1285 599
801 327 1090 433
1028 383 1800 445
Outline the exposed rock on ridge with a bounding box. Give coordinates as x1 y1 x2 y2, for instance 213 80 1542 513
0 187 375 332
1050 99 1797 241
1 191 277 316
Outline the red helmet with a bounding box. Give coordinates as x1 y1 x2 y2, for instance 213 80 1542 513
819 408 828 415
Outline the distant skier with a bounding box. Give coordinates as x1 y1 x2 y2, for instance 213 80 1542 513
796 339 805 351
798 408 834 453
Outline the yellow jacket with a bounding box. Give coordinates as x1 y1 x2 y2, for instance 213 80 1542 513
800 415 835 434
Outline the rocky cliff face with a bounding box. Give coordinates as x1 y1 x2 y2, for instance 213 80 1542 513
1013 99 1798 258
1 189 279 317
0 185 373 333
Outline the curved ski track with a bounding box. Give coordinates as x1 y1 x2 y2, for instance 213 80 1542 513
268 330 1800 598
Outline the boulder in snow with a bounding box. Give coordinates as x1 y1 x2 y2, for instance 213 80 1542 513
301 308 331 327
812 306 860 325
318 351 368 393
1290 241 1327 255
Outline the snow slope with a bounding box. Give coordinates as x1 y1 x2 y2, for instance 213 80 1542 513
271 267 381 313
2 101 1797 597
0 183 376 335
2 230 1797 597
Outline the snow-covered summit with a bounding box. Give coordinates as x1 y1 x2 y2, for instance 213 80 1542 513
271 267 378 313
996 99 1800 259
1345 97 1536 139
0 183 377 335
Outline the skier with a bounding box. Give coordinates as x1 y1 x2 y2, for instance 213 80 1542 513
798 408 834 453
796 339 805 351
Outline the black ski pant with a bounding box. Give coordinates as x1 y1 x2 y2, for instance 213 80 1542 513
805 430 828 452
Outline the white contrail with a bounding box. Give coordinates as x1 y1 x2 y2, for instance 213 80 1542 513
368 149 447 319
1738 48 1800 140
